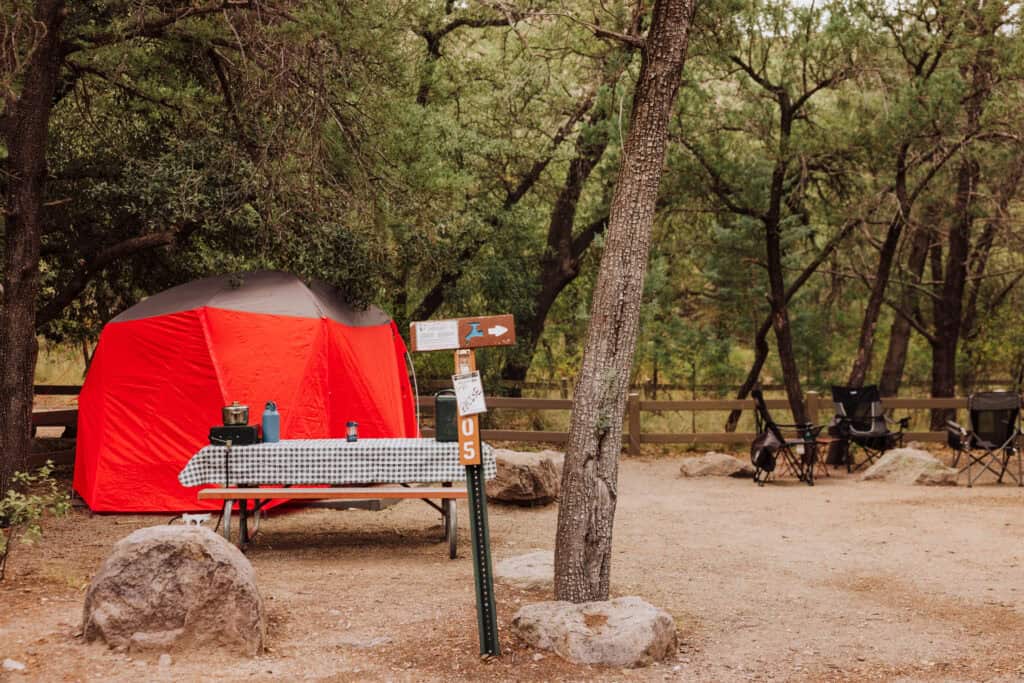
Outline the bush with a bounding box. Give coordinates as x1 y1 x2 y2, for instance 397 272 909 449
0 461 70 581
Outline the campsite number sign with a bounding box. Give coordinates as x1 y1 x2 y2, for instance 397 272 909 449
459 415 481 465
411 315 511 657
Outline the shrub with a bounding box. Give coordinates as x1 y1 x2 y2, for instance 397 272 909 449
0 461 71 581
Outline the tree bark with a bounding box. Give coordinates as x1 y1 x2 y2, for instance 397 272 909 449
928 4 994 429
847 145 911 387
929 156 977 429
554 0 694 604
757 97 808 423
724 216 859 430
0 0 67 496
878 224 931 396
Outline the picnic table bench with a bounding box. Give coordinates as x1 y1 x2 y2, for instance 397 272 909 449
198 485 467 557
179 438 496 558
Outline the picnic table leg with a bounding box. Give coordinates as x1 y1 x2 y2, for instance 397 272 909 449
444 498 457 559
221 500 233 543
239 500 249 547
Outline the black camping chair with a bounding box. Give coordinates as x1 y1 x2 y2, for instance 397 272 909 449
947 391 1022 488
830 385 907 472
751 389 823 486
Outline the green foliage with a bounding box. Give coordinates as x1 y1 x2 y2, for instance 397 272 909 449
11 0 1024 397
0 462 71 581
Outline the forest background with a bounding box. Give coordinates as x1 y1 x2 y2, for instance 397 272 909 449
3 0 1024 488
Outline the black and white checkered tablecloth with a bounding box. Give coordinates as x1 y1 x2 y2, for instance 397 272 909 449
178 438 496 487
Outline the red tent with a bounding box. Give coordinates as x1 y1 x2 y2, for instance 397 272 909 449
73 271 418 512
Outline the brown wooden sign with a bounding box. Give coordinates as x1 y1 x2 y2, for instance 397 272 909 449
410 314 515 352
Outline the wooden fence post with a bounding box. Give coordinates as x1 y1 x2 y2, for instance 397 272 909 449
560 377 569 399
627 392 641 456
805 390 819 426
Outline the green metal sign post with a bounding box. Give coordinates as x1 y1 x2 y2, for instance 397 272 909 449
410 315 515 657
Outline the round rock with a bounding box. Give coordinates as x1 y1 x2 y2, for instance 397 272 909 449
860 448 958 485
495 551 554 591
82 525 265 655
679 451 754 478
512 596 677 667
486 449 563 505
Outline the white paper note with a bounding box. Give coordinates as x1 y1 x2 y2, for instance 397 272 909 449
413 319 460 351
452 371 487 415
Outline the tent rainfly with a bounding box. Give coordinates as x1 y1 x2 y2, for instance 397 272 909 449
73 271 418 512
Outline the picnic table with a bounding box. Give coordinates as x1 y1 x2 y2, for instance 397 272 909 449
178 438 497 558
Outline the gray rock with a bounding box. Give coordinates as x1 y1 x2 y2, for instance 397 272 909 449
82 526 265 655
495 551 554 590
679 452 754 478
861 448 958 485
512 596 677 667
486 449 563 505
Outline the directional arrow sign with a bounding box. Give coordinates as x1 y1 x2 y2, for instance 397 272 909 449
410 314 516 351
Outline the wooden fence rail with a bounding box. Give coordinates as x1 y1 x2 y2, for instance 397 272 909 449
417 390 970 454
32 387 974 459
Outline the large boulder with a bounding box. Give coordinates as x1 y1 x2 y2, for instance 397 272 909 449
83 526 265 655
512 596 677 667
679 451 754 478
486 449 563 505
861 448 958 486
495 551 554 591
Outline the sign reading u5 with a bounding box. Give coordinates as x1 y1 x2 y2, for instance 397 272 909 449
458 415 482 465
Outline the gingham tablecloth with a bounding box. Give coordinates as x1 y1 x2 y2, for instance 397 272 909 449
178 438 496 487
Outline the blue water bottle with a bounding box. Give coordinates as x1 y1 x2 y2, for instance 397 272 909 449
262 401 280 443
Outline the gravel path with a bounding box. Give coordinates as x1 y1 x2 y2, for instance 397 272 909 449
2 455 1022 681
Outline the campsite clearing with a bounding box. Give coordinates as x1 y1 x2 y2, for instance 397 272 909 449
2 454 1023 681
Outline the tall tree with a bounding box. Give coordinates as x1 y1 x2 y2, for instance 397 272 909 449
681 0 861 424
847 0 972 388
0 0 66 496
555 0 695 603
0 1 401 496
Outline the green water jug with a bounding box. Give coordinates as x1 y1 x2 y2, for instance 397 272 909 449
434 389 458 442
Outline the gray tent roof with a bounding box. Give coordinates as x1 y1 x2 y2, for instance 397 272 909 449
111 271 391 327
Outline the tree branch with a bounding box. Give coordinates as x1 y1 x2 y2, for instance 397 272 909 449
791 69 846 112
679 138 765 220
884 297 937 346
506 88 598 207
36 227 197 328
70 2 237 52
570 214 609 260
65 61 181 111
729 54 780 94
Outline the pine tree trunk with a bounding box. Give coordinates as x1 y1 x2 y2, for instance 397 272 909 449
878 225 931 396
554 0 694 604
0 0 66 497
763 105 806 424
501 70 627 388
930 158 977 429
848 181 910 387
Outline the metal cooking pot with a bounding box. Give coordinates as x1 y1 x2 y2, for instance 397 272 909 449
222 401 249 425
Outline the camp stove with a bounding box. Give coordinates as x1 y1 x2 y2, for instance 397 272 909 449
210 403 260 445
209 425 260 445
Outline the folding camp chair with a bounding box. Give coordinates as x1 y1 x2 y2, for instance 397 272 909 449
946 391 1022 488
830 385 907 472
751 389 823 486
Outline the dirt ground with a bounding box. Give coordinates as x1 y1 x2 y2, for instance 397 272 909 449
2 453 1023 682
